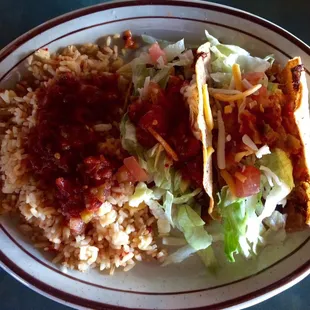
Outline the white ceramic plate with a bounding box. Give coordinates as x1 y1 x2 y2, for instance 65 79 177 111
0 1 309 309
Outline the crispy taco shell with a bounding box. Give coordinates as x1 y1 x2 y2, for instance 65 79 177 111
281 57 310 229
195 43 215 214
183 42 214 212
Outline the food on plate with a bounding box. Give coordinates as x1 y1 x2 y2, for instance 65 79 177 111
0 31 215 274
202 31 310 261
0 29 309 274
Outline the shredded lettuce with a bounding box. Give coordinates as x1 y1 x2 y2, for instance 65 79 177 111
162 245 197 266
205 30 271 87
141 34 171 48
120 114 144 158
151 66 171 89
177 205 212 251
163 191 174 227
162 237 187 246
198 247 217 270
146 199 171 235
173 188 201 204
163 206 213 267
218 186 263 262
163 39 186 62
258 149 294 220
217 149 294 262
129 182 153 207
132 64 155 93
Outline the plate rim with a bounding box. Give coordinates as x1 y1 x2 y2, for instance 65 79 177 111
0 0 309 309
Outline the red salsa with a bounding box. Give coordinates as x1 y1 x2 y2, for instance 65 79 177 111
128 77 203 187
27 73 126 225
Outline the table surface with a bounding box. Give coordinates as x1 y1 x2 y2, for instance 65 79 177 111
0 0 309 309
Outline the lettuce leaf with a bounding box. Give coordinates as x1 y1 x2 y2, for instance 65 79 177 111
163 39 186 62
141 34 171 48
120 114 144 158
173 188 201 204
205 30 271 86
132 64 156 93
177 205 212 251
163 191 174 227
162 245 197 266
258 149 294 220
218 186 263 262
129 182 153 207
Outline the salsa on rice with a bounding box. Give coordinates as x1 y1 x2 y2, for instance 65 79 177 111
27 73 130 232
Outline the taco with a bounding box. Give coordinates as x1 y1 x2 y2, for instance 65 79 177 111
201 31 310 261
118 36 215 266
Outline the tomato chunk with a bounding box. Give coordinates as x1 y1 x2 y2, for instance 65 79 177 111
123 156 149 182
242 72 264 85
149 43 167 64
235 166 261 198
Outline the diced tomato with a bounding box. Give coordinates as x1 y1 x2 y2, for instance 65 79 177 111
235 166 261 198
123 156 149 182
149 42 167 64
116 165 136 183
251 85 268 106
242 72 264 85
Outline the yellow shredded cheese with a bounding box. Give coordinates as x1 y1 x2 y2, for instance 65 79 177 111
148 127 179 161
204 146 214 163
212 84 262 102
235 172 247 183
235 150 253 163
232 64 243 92
202 84 214 130
224 105 233 114
220 169 236 196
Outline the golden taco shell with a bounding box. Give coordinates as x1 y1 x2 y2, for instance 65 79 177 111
281 57 310 228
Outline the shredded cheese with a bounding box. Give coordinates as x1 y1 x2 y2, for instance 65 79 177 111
217 110 226 169
242 78 253 90
205 146 214 160
235 172 247 183
234 150 253 163
148 127 179 161
202 84 214 130
224 105 233 114
248 100 257 109
238 98 246 123
220 169 236 196
260 166 282 186
212 84 262 102
208 88 241 95
255 145 271 159
242 134 258 151
232 63 243 91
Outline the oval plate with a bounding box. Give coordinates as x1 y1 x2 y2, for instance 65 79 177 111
0 1 309 309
